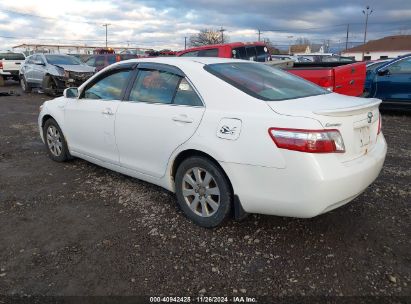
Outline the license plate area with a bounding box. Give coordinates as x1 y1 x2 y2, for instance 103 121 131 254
356 126 370 147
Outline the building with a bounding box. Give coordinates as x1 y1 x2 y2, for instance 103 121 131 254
289 44 325 55
342 35 411 61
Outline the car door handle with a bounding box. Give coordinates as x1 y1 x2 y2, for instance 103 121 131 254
172 115 193 123
102 108 114 116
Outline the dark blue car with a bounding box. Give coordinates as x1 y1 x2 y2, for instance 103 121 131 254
366 54 411 111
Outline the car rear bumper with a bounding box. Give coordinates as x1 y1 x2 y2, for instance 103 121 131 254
220 133 387 218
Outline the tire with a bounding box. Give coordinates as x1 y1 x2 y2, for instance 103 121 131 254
42 75 57 96
0 75 4 87
175 156 232 228
42 118 71 162
20 75 31 93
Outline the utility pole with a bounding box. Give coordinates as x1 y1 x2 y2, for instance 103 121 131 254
362 6 373 61
257 29 262 42
184 37 187 50
219 26 226 44
345 24 349 50
102 23 110 48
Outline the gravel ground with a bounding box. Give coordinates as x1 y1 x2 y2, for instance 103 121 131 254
0 82 410 301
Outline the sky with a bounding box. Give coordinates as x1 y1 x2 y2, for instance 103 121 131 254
0 0 410 51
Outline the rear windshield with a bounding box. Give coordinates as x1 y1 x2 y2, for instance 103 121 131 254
204 62 329 101
45 55 82 65
0 53 25 60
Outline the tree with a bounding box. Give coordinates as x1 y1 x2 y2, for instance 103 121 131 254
189 29 229 47
263 38 280 55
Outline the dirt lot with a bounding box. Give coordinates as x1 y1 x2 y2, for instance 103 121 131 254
0 81 410 300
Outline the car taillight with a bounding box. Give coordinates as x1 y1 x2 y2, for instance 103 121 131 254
268 128 345 153
377 113 382 135
318 76 334 91
0 61 3 69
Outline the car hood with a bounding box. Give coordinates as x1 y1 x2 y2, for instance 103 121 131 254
54 64 95 73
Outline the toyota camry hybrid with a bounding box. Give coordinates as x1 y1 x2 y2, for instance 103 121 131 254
38 57 387 227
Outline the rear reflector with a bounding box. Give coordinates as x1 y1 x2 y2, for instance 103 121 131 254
269 128 345 153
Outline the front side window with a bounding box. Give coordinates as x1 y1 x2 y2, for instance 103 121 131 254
204 62 329 101
387 58 411 74
83 70 131 100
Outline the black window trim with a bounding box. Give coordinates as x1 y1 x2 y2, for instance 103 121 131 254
123 64 205 107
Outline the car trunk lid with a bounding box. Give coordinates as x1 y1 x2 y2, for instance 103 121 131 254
267 93 381 162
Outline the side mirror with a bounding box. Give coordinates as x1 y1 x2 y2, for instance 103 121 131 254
377 69 389 76
63 87 79 98
33 60 45 65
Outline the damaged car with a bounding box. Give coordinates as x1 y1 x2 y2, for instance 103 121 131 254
19 54 95 96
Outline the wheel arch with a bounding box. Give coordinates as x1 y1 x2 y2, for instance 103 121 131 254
169 148 247 220
170 149 234 197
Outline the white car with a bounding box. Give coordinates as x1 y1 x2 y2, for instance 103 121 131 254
38 57 387 227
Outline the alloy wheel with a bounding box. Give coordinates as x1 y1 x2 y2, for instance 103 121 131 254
182 167 220 217
46 125 63 157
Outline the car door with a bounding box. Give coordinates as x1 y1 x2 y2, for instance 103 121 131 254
31 55 47 85
374 57 411 101
64 67 133 164
22 56 35 83
115 63 205 178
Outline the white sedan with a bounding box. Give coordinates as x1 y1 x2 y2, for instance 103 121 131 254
38 57 387 227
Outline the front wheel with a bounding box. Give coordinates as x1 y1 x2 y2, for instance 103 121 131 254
43 118 71 162
20 76 31 93
175 156 232 228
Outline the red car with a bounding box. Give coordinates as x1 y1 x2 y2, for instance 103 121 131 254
176 42 271 62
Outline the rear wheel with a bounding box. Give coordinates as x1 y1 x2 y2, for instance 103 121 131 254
0 75 4 87
175 156 232 228
20 76 31 93
43 118 71 162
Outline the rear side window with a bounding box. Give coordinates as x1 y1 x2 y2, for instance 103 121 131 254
245 47 257 61
0 53 25 60
232 47 246 59
255 45 268 62
204 62 328 101
198 48 218 57
130 69 180 104
129 69 202 106
83 70 131 100
180 51 199 57
174 79 203 106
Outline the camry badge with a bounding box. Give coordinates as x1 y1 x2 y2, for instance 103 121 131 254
367 112 373 123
